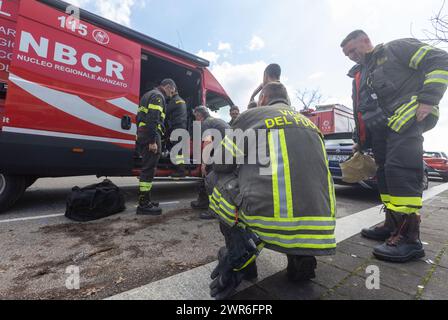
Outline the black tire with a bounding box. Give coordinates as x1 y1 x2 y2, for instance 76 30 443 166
0 174 27 213
423 172 429 190
442 175 448 183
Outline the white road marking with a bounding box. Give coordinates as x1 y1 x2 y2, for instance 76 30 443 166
107 183 448 300
0 201 181 224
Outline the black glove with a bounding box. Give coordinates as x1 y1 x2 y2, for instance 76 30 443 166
210 247 245 300
361 107 388 132
210 227 264 300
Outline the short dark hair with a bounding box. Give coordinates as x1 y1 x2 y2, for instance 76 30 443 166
193 106 210 119
261 82 289 105
264 64 281 80
340 30 369 48
160 78 177 90
230 106 240 112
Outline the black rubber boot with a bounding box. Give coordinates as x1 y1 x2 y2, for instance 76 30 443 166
373 214 425 263
361 207 402 241
171 165 187 178
286 255 317 282
199 210 217 220
137 192 162 216
191 184 209 210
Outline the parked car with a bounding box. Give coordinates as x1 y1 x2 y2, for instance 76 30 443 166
423 152 448 182
325 132 429 190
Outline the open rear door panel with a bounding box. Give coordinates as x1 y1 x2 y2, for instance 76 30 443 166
1 0 141 176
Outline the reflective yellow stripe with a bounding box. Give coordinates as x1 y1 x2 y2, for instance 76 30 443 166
221 140 237 157
388 97 418 127
138 106 149 114
139 182 152 192
424 70 448 85
381 194 391 203
424 78 448 85
148 104 164 113
385 203 420 215
240 211 335 223
319 137 336 218
393 104 419 132
221 136 244 158
244 221 335 232
409 45 432 69
176 100 186 105
431 106 440 117
279 130 293 219
233 243 265 272
139 122 146 127
256 231 335 240
268 131 280 218
390 196 422 207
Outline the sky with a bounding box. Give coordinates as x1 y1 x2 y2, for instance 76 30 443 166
68 0 448 152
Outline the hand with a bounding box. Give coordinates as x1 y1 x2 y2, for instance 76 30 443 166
210 247 244 300
149 143 158 154
352 143 360 154
416 103 434 122
201 164 207 177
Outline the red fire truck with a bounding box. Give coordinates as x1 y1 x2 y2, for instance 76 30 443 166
301 104 355 136
0 0 233 212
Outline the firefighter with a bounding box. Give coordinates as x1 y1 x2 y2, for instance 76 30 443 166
165 91 188 178
207 82 336 299
341 30 448 262
136 79 177 216
248 63 283 109
190 106 231 220
228 106 240 126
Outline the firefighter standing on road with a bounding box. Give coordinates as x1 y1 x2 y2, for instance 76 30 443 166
341 30 448 262
166 91 188 178
207 82 336 299
136 79 177 216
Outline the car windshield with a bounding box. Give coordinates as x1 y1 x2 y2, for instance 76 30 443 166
424 152 443 158
324 139 354 147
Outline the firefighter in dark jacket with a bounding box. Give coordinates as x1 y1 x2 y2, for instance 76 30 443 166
136 79 177 215
206 82 336 299
341 30 448 262
166 92 188 177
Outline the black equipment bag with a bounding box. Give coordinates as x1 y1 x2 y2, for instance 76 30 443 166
65 179 126 222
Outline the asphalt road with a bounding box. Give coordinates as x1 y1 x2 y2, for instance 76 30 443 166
0 176 443 300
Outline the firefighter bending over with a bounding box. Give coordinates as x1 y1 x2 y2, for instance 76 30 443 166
206 82 337 299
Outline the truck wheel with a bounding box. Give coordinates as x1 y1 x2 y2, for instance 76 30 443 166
0 174 27 213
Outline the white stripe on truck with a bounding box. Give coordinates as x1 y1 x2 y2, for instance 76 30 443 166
9 73 137 136
107 97 138 114
3 126 135 145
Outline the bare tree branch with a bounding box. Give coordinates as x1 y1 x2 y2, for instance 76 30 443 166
296 88 323 110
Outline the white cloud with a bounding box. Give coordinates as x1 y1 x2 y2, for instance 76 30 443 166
218 42 232 52
196 50 220 65
66 0 143 27
308 72 325 80
249 35 265 51
209 61 267 109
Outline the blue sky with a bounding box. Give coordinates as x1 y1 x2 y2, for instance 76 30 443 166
69 0 447 152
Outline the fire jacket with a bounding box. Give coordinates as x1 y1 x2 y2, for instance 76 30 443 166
210 101 336 256
166 94 188 133
349 38 448 143
136 88 166 145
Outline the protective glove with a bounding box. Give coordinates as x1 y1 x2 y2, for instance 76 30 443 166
210 247 245 300
210 227 264 300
